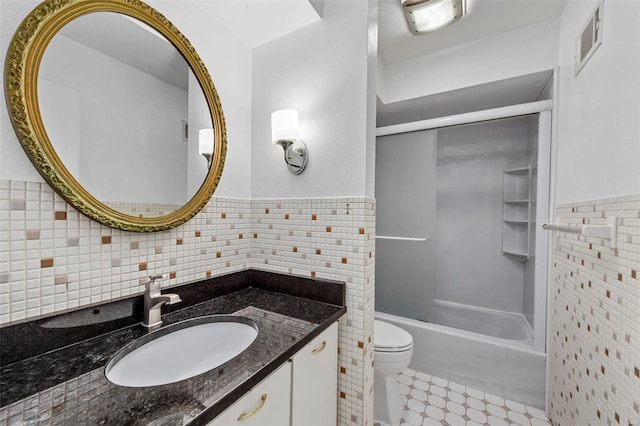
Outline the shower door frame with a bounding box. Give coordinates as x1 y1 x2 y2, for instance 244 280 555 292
376 100 553 354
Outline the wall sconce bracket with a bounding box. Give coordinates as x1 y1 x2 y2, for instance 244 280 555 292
276 138 308 175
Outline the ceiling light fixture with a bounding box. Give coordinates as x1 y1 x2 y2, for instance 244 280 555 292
403 0 466 35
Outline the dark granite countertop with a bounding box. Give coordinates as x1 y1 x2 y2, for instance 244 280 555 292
0 270 346 425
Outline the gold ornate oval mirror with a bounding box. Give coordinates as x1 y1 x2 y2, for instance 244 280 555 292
5 0 226 232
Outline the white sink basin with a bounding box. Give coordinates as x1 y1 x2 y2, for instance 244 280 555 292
105 316 258 387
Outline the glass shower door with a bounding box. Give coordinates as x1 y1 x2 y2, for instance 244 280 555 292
375 129 437 323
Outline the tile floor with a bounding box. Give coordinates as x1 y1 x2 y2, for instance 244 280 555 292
393 368 551 426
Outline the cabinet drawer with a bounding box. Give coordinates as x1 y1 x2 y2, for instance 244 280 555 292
207 363 291 426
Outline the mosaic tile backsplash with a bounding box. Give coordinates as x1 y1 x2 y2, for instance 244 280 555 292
0 178 375 426
0 179 250 324
549 194 640 426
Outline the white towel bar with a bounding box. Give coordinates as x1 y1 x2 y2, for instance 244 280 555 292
541 216 618 249
375 235 429 242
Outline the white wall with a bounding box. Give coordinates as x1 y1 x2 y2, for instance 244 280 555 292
37 79 81 179
435 117 531 313
380 18 560 105
555 0 640 203
250 0 376 198
39 33 189 205
0 1 44 182
147 1 254 199
0 1 253 199
187 70 214 198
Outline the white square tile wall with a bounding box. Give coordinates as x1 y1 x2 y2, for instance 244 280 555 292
250 197 376 426
549 194 640 426
0 179 376 426
0 179 251 325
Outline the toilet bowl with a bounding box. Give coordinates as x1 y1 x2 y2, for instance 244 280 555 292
374 320 414 426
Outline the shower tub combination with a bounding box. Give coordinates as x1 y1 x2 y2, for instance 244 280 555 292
374 101 553 410
376 300 546 408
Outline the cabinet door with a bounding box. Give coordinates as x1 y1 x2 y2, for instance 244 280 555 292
208 363 291 426
291 322 338 426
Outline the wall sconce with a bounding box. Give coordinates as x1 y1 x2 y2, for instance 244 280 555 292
271 109 308 175
199 129 214 169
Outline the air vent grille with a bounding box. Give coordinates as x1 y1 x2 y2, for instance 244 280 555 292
575 0 603 75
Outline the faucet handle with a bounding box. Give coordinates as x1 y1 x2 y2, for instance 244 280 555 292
148 274 168 282
140 274 169 289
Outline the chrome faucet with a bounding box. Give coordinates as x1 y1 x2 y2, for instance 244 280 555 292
140 274 181 328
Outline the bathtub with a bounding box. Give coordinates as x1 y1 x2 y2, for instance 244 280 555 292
376 301 546 409
433 299 535 346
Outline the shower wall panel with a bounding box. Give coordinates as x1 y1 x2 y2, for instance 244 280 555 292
435 117 531 313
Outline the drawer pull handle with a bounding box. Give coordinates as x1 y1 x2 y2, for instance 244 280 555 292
312 340 327 354
237 393 267 421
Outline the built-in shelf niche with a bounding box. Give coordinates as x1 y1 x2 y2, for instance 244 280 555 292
502 165 535 262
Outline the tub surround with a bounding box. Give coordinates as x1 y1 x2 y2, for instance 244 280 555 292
0 270 346 425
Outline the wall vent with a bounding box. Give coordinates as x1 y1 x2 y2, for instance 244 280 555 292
575 0 603 76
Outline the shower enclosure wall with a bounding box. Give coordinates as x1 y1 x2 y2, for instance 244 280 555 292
375 104 551 408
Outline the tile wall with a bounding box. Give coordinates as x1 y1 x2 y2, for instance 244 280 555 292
0 178 375 426
250 198 376 426
549 194 640 426
0 179 251 324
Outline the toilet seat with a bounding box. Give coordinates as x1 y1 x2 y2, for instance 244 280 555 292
374 320 413 353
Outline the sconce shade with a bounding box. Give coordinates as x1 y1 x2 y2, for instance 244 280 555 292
199 129 214 155
271 109 299 143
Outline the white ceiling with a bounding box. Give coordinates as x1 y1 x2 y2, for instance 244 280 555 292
194 0 321 48
58 13 189 91
379 0 568 65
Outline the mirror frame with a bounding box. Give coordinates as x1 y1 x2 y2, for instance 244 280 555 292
5 0 227 232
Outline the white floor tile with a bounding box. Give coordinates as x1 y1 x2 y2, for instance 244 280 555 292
407 399 426 413
430 384 447 398
444 412 465 426
508 410 532 425
486 403 508 418
424 405 445 421
505 398 528 413
487 415 510 426
422 418 442 426
445 400 465 416
426 394 446 408
465 387 485 399
447 390 465 404
403 410 423 426
415 371 432 382
485 392 506 406
394 368 551 426
467 408 488 423
410 388 428 402
413 379 429 391
466 397 486 411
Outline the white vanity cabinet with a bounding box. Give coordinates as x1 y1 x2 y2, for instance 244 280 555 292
207 362 291 426
291 322 338 426
206 322 339 426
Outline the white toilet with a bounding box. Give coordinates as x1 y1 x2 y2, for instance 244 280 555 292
374 320 414 426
